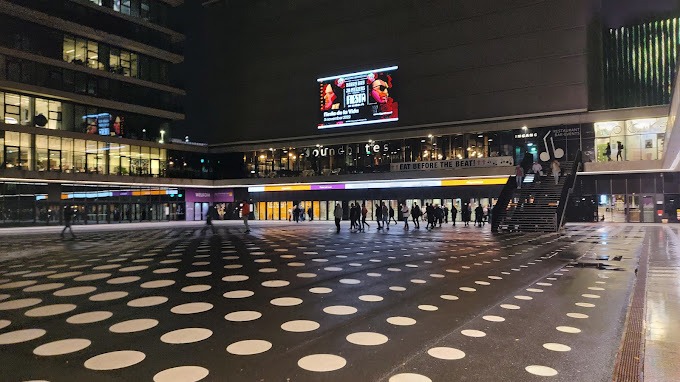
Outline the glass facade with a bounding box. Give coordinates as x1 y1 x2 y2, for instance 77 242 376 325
603 17 680 109
0 182 184 226
593 117 667 162
0 130 167 176
0 90 171 141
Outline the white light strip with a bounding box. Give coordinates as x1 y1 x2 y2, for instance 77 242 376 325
318 118 398 130
248 186 265 193
317 66 398 82
345 180 441 190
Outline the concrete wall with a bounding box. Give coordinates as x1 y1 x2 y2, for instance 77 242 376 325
186 0 594 144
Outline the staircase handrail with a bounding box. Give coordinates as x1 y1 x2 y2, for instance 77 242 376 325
556 150 582 231
491 175 516 233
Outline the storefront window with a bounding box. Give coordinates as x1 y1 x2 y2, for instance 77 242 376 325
73 139 86 173
594 118 667 162
36 135 48 171
62 138 73 173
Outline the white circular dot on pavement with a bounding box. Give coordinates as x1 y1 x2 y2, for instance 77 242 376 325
411 279 427 284
389 373 432 382
461 329 486 337
74 273 111 282
440 295 459 300
389 286 406 292
368 273 383 277
227 340 272 355
475 281 490 286
446 269 460 273
0 294 9 301
297 273 317 278
428 347 465 360
537 282 552 286
543 343 572 352
171 303 213 314
53 286 96 296
33 338 91 356
67 311 113 324
93 264 121 270
224 264 243 269
515 295 533 300
309 287 332 294
346 332 388 346
153 366 209 382
141 280 176 289
271 297 303 306
186 271 211 278
0 280 38 289
500 304 520 310
107 276 141 284
525 365 558 376
459 287 476 292
483 315 505 322
0 320 9 330
223 290 254 299
339 279 360 285
48 272 83 279
128 296 168 307
488 276 503 280
258 268 277 273
297 354 346 372
324 267 343 272
588 287 605 291
90 291 129 301
225 311 262 322
581 294 601 299
388 268 401 272
84 350 146 370
281 320 320 332
0 329 46 344
359 295 383 302
556 326 581 334
223 275 249 282
323 305 357 315
418 305 438 311
526 288 544 293
119 266 148 272
387 316 416 326
261 280 289 288
182 285 211 293
26 304 77 317
154 268 179 274
161 328 212 344
287 262 304 267
575 302 596 308
110 319 159 333
25 283 66 292
567 312 589 319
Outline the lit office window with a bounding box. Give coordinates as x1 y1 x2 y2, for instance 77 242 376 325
89 0 102 5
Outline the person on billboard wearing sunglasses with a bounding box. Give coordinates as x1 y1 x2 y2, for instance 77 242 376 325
321 79 344 111
367 72 398 119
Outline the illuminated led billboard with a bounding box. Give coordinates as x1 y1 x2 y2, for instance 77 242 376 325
317 66 398 129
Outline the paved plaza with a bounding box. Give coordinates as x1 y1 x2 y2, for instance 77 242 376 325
0 221 676 381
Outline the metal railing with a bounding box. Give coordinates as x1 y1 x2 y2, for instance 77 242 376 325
556 150 582 231
491 176 516 233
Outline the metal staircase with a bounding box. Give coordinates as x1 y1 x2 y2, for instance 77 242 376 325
493 152 583 233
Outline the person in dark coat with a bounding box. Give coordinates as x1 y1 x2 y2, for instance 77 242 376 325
61 205 76 239
475 205 484 227
451 205 458 226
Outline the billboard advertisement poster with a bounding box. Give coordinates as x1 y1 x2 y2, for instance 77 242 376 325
318 66 398 129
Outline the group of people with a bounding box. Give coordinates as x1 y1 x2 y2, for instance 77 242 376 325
515 159 562 189
604 141 624 161
288 205 313 222
333 201 489 233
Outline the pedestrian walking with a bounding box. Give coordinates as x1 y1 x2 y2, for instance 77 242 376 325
401 203 410 229
334 202 343 233
349 203 357 232
443 205 449 224
616 141 624 161
307 206 313 221
551 159 561 185
515 165 524 189
201 205 217 235
375 202 383 230
361 202 369 232
475 204 484 227
605 142 612 161
451 205 458 226
381 202 389 230
389 205 398 225
61 205 76 239
241 200 250 233
411 203 421 229
435 205 443 227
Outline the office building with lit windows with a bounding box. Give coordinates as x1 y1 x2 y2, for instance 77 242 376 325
2 0 680 226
